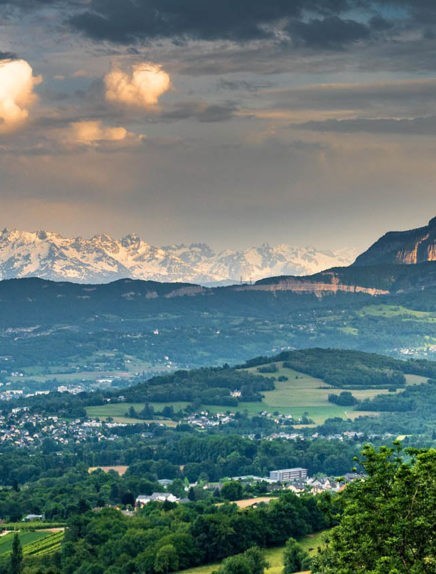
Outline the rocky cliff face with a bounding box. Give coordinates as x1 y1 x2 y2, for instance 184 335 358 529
353 217 436 267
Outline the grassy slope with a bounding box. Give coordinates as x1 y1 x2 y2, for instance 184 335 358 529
176 529 330 574
0 531 49 555
86 368 427 425
357 304 435 320
0 530 65 562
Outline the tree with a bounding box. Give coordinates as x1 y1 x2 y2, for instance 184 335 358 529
154 544 179 573
127 406 138 419
221 481 243 501
9 533 23 574
214 547 269 574
283 537 310 573
328 391 358 406
311 445 436 574
243 547 269 574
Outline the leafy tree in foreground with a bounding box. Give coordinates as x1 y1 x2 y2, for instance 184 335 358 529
311 444 436 574
10 534 23 574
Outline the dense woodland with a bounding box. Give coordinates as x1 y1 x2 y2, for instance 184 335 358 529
244 348 436 388
123 367 274 405
0 445 433 574
56 491 330 574
0 433 362 520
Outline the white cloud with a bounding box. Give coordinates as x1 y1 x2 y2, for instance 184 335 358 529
104 62 171 109
0 59 41 133
69 120 128 145
65 120 146 150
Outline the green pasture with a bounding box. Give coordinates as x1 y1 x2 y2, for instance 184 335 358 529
176 529 330 574
404 374 429 385
87 364 427 426
237 363 383 422
357 304 435 321
86 364 384 424
19 354 156 385
86 402 186 426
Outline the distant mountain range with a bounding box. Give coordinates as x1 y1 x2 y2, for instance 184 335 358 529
0 219 434 371
0 229 357 284
0 218 434 286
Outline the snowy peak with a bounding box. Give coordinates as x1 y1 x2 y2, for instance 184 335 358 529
0 229 357 284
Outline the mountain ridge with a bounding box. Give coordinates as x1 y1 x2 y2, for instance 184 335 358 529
0 228 356 285
353 217 435 267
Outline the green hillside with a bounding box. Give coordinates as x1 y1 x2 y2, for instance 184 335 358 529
0 530 63 558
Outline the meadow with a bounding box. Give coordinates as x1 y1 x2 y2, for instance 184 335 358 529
357 304 436 320
86 364 426 425
175 529 330 574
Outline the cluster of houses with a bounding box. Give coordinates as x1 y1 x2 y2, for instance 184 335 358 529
133 467 364 509
0 409 129 447
184 411 236 428
181 410 308 430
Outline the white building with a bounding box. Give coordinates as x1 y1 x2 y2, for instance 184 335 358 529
269 467 308 482
135 493 179 507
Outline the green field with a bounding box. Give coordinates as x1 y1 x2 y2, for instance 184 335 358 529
86 365 428 426
234 364 382 423
86 402 185 426
0 532 48 555
0 530 64 558
357 304 436 321
176 529 330 574
86 399 366 426
17 354 158 388
404 374 429 386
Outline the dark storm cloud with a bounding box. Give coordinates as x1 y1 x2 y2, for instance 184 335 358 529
68 0 373 44
390 0 436 23
3 1 436 45
289 16 370 48
289 16 370 49
0 1 81 6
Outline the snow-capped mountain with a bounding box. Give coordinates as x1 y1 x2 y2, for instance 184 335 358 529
0 229 357 284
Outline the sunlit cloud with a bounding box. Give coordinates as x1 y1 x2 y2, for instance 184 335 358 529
104 62 171 109
0 59 41 133
69 120 128 145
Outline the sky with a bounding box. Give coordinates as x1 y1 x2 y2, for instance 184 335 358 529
0 0 436 251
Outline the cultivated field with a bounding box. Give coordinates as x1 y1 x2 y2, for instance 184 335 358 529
0 530 64 558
